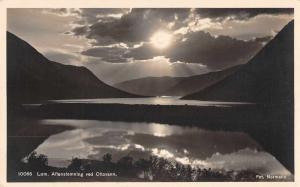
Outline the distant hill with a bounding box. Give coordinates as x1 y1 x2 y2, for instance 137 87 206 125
113 76 186 96
7 32 139 105
164 65 241 96
114 66 241 97
182 20 294 104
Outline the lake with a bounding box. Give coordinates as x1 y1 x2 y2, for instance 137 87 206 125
49 96 254 107
33 119 291 177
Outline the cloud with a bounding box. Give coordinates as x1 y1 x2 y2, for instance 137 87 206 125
69 25 89 36
45 8 68 15
69 8 293 45
43 8 127 18
42 8 81 17
167 31 262 69
123 43 160 61
81 46 129 63
194 8 293 21
82 29 264 69
72 8 190 45
78 8 130 24
123 31 263 69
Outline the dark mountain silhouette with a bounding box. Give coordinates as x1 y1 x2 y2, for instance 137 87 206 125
114 65 241 97
164 65 241 96
180 21 294 173
113 76 186 96
182 20 294 104
7 32 139 105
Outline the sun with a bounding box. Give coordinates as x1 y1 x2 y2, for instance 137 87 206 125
150 31 172 49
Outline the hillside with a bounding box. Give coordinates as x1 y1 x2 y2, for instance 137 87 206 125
164 65 241 96
7 32 139 105
114 65 241 97
113 76 186 96
182 21 294 104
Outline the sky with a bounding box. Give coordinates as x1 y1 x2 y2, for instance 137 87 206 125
7 8 293 84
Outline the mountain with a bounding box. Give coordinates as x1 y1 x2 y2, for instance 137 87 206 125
114 66 241 97
182 20 294 104
113 76 186 96
7 32 139 105
164 65 241 96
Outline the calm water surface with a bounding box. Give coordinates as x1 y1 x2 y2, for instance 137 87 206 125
50 97 254 107
33 119 290 176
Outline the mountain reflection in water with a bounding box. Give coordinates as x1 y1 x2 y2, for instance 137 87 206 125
33 119 291 176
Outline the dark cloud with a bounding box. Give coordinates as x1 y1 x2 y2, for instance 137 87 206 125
194 8 293 21
71 25 89 36
72 8 190 45
123 31 263 69
123 43 160 60
167 31 262 69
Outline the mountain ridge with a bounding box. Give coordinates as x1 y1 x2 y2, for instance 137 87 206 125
164 65 241 96
114 65 242 96
7 32 139 105
113 76 186 96
182 20 294 104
